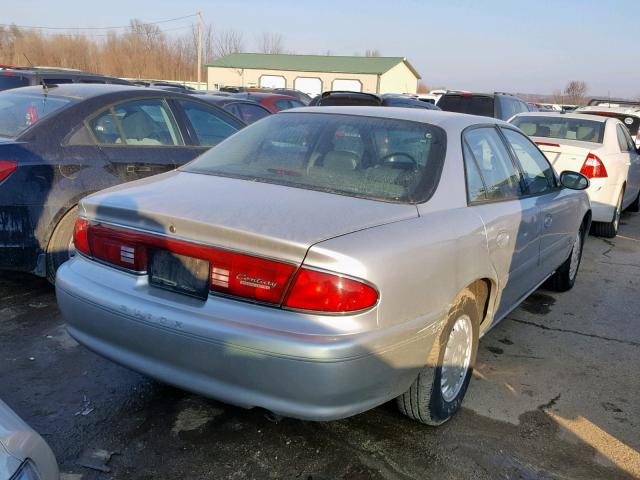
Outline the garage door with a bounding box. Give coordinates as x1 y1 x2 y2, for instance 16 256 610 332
294 77 322 97
259 75 286 89
331 79 362 92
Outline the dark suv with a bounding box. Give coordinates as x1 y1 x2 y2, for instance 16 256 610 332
437 92 529 120
0 66 132 91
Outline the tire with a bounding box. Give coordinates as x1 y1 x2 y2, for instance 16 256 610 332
548 225 584 292
591 189 623 238
627 190 640 213
46 206 78 284
396 285 483 426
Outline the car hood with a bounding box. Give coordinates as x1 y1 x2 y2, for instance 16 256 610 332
80 170 418 263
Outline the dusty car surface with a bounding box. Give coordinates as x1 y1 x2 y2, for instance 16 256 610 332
0 399 58 480
56 107 591 425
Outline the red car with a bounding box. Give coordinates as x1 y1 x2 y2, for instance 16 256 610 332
238 93 305 113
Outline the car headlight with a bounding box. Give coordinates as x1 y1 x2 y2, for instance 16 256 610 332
10 460 40 480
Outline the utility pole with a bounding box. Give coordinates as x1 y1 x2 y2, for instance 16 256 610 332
197 11 203 86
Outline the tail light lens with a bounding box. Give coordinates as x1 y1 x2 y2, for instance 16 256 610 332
73 218 90 256
283 268 378 313
0 161 17 182
580 152 608 178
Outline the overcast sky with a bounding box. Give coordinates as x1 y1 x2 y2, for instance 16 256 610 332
4 0 639 97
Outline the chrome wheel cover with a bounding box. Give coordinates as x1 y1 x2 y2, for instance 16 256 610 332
440 314 473 402
569 230 582 281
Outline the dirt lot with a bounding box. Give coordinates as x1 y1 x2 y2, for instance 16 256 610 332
1 213 639 480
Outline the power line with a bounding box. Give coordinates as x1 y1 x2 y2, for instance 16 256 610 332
0 13 197 31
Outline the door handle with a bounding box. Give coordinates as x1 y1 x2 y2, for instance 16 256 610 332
496 232 510 248
544 215 553 228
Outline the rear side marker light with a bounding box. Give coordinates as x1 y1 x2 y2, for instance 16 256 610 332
283 268 378 313
0 161 17 182
580 152 608 179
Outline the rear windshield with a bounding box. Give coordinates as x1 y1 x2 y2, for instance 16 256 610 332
0 75 29 91
580 112 639 137
511 115 605 143
437 95 494 117
0 91 74 137
184 112 447 203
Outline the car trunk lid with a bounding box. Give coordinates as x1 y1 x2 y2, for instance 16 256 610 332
80 170 419 264
531 136 603 173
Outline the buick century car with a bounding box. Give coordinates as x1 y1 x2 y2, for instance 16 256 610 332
56 107 591 425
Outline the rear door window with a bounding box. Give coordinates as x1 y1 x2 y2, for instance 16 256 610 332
89 99 183 146
236 103 270 124
463 127 522 201
177 100 241 146
438 95 495 117
616 124 631 152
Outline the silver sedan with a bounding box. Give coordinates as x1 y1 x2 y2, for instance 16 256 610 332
56 107 591 425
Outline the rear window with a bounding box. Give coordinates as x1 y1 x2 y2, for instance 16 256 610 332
0 75 29 91
184 112 447 203
438 95 494 117
511 115 605 143
581 112 640 137
0 91 74 137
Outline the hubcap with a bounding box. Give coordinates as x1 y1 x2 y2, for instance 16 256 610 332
569 231 582 281
440 315 473 402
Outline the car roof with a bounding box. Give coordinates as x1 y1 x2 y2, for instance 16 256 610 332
199 95 261 106
577 105 640 116
1 83 174 100
243 92 298 100
282 106 510 130
511 111 610 123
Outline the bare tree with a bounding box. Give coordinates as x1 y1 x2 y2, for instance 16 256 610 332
564 80 588 105
214 29 244 59
417 81 429 93
551 89 565 105
365 48 381 57
256 32 284 54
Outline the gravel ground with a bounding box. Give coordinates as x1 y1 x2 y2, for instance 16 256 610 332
1 212 639 479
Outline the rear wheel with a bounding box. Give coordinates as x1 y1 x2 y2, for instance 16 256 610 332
591 189 623 238
548 226 584 292
46 206 78 284
397 286 482 425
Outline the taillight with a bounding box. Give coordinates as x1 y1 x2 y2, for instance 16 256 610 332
0 161 17 182
580 152 608 179
87 224 148 271
73 218 90 256
283 268 378 313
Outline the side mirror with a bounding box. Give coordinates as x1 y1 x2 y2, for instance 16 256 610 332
560 171 590 190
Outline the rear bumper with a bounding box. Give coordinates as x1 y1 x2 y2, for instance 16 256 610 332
56 257 439 421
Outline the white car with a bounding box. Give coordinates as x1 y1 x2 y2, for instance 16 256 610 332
576 105 640 149
511 112 640 237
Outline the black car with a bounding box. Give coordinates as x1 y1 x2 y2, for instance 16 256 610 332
218 86 312 105
0 84 244 281
437 91 529 120
309 91 441 110
198 95 271 124
0 66 132 91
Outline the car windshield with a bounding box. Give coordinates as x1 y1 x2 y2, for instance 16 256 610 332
184 112 447 203
437 95 494 117
511 115 605 143
0 91 74 137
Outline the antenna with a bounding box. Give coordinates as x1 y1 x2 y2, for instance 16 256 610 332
22 53 33 67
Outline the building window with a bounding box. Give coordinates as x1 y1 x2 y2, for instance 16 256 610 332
331 79 362 92
259 75 286 89
294 77 322 97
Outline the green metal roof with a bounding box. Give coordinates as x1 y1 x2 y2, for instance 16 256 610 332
206 53 420 78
